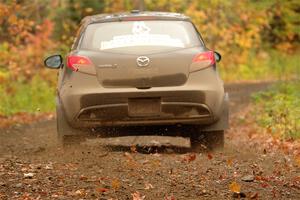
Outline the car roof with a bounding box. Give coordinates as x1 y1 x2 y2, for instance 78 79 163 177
81 11 191 25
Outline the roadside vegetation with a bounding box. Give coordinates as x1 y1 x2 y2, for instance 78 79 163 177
0 76 55 116
219 50 300 82
0 0 299 121
252 81 300 140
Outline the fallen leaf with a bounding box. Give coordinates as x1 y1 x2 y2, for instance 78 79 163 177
24 173 34 179
131 191 145 200
260 182 269 188
124 152 139 168
112 179 120 190
165 195 176 200
97 188 109 193
263 149 267 154
130 145 137 153
271 188 278 197
99 176 109 181
21 193 31 198
45 164 53 170
80 175 88 181
233 171 238 178
295 156 300 167
207 153 213 160
183 153 196 162
219 174 226 180
255 176 269 182
227 158 233 166
124 152 134 161
144 183 154 190
150 159 161 167
75 189 86 196
250 192 259 199
229 181 241 193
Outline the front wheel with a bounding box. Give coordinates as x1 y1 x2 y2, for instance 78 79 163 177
191 129 224 151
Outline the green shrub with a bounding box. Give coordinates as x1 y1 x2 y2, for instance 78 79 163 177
0 76 56 116
252 81 300 140
220 50 300 82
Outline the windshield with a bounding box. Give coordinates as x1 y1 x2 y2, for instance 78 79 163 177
80 20 202 53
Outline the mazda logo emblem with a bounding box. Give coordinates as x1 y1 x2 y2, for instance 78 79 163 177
136 56 150 67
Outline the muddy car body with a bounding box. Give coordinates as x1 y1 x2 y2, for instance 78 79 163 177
44 11 229 148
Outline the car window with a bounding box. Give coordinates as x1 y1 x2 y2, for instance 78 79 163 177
71 24 86 50
80 20 202 53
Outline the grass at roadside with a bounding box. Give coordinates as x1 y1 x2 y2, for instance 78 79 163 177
220 50 300 82
252 81 300 140
0 76 55 116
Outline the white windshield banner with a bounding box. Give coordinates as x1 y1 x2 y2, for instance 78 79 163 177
100 34 184 50
100 21 184 50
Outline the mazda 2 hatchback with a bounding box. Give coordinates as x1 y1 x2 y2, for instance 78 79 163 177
44 11 229 149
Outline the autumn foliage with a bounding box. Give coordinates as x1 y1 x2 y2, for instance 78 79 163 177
1 0 299 82
0 1 56 83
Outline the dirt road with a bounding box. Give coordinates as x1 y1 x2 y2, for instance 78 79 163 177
0 82 299 200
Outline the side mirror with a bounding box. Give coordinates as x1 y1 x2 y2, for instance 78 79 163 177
44 55 63 69
214 51 222 62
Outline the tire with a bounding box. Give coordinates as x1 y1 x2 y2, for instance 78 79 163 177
56 105 86 146
191 129 224 152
